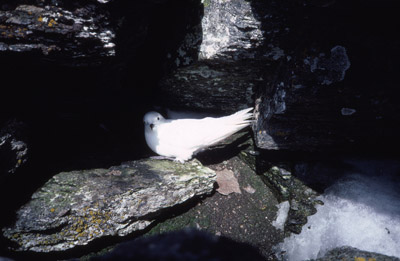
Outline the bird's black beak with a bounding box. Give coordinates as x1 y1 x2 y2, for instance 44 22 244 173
150 124 154 130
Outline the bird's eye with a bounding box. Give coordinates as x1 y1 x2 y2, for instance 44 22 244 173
157 117 160 120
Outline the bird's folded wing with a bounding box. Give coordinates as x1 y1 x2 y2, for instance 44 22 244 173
156 113 251 152
156 119 213 152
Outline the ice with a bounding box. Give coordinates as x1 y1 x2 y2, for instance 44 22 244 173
272 201 290 231
277 160 400 260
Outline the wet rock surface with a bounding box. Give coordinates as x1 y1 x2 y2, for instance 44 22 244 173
2 159 216 253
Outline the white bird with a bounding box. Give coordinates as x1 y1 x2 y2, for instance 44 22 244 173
143 108 253 163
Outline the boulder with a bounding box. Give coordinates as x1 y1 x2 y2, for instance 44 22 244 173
0 3 115 63
2 159 216 252
256 161 322 235
159 0 263 113
315 246 400 261
142 156 285 259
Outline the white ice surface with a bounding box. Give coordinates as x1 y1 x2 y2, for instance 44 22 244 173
277 160 400 260
272 201 290 231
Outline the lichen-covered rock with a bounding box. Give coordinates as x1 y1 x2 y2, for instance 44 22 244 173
0 3 115 63
315 246 400 261
258 162 322 235
2 159 216 252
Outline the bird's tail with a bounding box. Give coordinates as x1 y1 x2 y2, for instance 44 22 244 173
203 107 253 146
226 107 254 127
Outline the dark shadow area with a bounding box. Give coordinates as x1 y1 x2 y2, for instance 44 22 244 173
197 132 252 165
248 0 400 193
255 148 400 194
91 228 265 261
248 0 400 152
319 158 400 219
1 0 204 258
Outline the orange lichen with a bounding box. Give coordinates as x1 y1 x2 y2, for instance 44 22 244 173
48 19 57 27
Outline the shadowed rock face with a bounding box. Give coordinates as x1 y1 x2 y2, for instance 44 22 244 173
0 120 28 177
159 0 262 113
0 3 115 62
159 0 400 153
2 159 216 252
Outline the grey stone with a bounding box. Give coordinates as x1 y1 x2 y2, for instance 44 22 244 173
258 163 321 235
315 246 400 261
199 0 263 60
159 0 265 113
2 159 216 252
159 59 258 113
144 156 284 260
0 4 115 61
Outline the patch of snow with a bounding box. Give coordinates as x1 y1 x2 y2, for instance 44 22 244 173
272 201 290 231
276 160 400 260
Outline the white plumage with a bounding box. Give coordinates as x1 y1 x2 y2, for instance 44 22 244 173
143 108 253 162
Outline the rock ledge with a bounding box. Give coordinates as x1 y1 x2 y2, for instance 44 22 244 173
3 159 216 252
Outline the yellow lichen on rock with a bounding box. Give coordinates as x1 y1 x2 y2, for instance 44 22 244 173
48 19 57 27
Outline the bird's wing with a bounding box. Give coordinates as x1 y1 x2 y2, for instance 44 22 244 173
156 108 252 152
156 119 211 152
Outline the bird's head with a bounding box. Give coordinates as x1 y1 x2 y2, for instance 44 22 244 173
143 112 165 131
